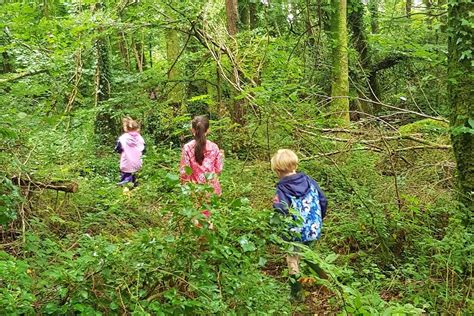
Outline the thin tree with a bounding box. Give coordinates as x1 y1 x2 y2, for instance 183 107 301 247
225 0 245 125
330 0 350 125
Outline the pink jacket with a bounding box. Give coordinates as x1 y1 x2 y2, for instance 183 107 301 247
117 131 145 173
180 140 224 195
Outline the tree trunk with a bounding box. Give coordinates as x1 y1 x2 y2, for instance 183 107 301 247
226 0 245 125
118 31 131 71
447 0 474 211
94 33 117 144
240 2 250 29
95 38 111 102
305 0 315 47
1 27 13 73
166 29 185 105
349 0 374 114
226 0 238 36
423 0 433 26
368 0 379 34
330 0 350 126
132 37 146 72
1 52 13 73
406 0 412 16
249 2 257 29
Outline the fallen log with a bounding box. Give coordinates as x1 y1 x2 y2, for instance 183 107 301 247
11 176 78 193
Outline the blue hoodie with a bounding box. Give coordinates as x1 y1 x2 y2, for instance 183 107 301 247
273 173 327 242
273 172 327 217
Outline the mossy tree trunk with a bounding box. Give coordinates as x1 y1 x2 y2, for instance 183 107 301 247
166 29 185 106
447 0 474 211
330 0 350 126
93 3 117 144
94 34 117 144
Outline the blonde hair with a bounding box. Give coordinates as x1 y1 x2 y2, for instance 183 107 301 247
271 149 299 176
122 117 139 132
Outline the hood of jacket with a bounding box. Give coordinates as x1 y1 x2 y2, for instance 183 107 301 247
123 131 141 147
276 172 313 198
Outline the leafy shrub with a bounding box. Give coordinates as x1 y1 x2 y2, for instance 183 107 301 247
0 251 35 314
0 177 22 226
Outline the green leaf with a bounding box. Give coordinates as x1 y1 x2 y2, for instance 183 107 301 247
325 253 338 263
165 173 179 186
239 237 256 252
230 198 242 208
468 118 474 128
184 166 193 176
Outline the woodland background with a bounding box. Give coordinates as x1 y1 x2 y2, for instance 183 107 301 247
0 0 472 314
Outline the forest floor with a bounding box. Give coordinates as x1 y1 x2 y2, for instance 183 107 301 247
2 133 471 314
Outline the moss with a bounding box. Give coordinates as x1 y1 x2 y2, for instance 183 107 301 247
330 0 350 126
399 118 449 135
166 29 185 104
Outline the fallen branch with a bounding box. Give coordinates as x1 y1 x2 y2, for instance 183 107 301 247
311 132 450 148
11 176 78 193
0 69 48 84
309 127 369 135
300 147 383 160
393 145 452 152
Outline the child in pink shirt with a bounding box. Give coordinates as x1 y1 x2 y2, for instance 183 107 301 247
180 115 224 195
180 116 224 224
115 117 145 187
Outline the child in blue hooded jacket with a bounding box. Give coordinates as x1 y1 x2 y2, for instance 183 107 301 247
271 149 328 300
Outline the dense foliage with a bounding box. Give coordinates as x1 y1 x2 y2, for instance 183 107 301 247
0 0 472 314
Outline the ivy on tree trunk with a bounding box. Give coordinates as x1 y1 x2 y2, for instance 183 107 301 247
94 34 116 144
447 0 474 212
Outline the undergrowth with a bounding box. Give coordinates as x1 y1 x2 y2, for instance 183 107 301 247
0 113 472 315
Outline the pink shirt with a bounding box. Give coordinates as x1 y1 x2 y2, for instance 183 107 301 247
180 140 224 195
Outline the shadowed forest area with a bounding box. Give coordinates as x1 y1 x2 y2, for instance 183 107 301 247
0 0 473 314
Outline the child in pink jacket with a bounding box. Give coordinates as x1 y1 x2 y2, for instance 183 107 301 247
180 115 224 195
115 117 145 187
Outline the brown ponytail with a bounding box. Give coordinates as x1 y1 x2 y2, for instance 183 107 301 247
122 117 139 132
192 115 209 165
